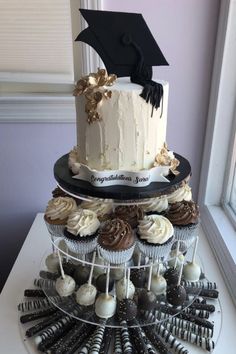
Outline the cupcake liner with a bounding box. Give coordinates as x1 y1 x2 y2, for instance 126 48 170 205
44 219 65 237
63 230 98 255
173 223 199 251
97 243 135 264
137 236 174 261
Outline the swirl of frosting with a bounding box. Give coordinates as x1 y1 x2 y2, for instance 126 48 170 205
98 218 134 250
80 200 112 219
66 209 100 236
166 201 199 225
138 215 173 244
113 205 144 228
167 184 192 204
141 196 168 213
45 197 77 221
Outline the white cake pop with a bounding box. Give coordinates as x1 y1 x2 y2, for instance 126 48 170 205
95 267 116 319
150 265 167 296
76 283 97 306
168 250 185 269
55 275 75 297
55 251 75 297
116 267 135 301
45 253 60 272
183 237 201 282
95 293 116 318
110 264 125 281
76 251 97 306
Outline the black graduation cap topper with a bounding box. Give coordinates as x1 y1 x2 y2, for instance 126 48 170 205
76 9 169 112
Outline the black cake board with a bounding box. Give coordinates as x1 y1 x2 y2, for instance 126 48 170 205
54 153 191 201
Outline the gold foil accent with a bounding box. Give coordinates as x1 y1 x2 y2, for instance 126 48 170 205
154 143 180 175
73 68 117 124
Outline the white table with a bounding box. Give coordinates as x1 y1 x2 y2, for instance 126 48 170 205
0 213 236 354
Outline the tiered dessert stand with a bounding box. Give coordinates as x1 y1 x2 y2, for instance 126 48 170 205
18 153 222 354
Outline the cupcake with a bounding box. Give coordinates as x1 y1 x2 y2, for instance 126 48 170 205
165 200 199 250
80 199 113 222
44 197 77 237
52 186 69 198
167 183 192 204
137 214 174 260
140 195 168 215
113 205 144 228
97 218 135 264
64 209 100 254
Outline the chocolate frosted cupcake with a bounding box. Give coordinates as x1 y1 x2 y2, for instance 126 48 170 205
44 197 77 237
137 214 174 260
140 196 168 216
97 218 135 264
52 186 69 198
167 183 192 204
113 205 144 228
166 200 199 250
64 209 100 254
80 199 113 222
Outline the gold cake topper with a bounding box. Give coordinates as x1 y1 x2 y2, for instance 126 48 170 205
154 143 180 175
73 69 117 124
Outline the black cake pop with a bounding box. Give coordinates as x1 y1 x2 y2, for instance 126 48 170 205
96 273 114 293
166 262 186 306
138 262 157 312
73 264 90 286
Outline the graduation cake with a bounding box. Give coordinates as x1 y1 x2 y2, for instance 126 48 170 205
68 9 180 187
18 9 221 354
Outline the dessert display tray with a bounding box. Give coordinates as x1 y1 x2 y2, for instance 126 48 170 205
18 286 222 354
54 153 191 202
37 243 205 328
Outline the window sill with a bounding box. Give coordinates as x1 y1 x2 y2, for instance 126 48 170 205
201 204 236 305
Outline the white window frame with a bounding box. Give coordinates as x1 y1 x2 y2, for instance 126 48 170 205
198 0 236 305
0 0 102 123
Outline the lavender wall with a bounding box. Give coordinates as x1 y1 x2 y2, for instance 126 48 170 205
103 0 220 195
0 123 76 289
0 0 220 290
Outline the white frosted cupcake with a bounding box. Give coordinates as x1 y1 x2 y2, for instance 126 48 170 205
44 197 77 237
80 199 113 222
137 215 174 260
141 195 168 216
167 183 192 204
64 209 100 254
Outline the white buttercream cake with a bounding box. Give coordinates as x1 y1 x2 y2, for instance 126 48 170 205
74 77 169 172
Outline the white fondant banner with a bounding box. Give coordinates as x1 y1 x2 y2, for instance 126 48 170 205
72 164 170 187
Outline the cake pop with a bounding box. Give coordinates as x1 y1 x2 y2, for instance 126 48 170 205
164 241 181 286
76 252 97 306
60 259 76 277
138 262 157 311
93 255 106 279
45 253 60 273
166 262 186 306
110 265 125 281
95 266 116 319
73 264 90 286
168 249 185 269
96 273 114 293
150 262 167 295
55 251 75 297
117 268 137 323
117 298 138 322
130 251 146 288
116 266 135 301
183 237 201 282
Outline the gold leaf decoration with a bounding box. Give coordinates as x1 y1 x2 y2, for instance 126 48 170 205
73 68 117 124
154 143 180 175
